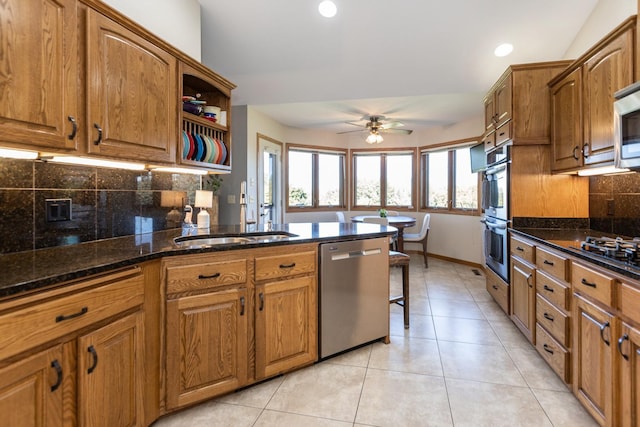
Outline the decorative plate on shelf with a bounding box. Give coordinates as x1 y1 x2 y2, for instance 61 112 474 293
181 131 190 159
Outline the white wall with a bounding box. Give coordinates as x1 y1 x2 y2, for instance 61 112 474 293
564 0 636 59
100 0 202 61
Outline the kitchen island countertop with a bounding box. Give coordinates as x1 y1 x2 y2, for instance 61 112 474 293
0 222 395 299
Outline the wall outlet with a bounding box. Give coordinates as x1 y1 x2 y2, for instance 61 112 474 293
227 195 236 204
46 198 72 222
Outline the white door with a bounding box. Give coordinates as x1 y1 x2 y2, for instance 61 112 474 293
257 134 283 224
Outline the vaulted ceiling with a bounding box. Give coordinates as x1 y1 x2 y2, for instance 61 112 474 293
198 0 598 133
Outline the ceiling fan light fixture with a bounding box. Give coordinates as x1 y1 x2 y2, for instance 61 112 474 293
366 133 383 144
318 0 337 18
494 43 513 57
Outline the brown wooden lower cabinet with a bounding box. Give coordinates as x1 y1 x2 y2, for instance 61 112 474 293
511 258 536 343
618 322 640 427
573 293 615 426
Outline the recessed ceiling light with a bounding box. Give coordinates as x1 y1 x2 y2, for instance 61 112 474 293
494 43 513 57
318 0 337 18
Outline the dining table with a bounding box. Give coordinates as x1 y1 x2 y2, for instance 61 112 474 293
350 215 417 253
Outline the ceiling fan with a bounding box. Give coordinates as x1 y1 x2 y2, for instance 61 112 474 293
337 115 413 144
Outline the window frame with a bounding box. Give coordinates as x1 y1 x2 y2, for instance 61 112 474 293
419 138 482 216
285 143 348 212
350 147 417 211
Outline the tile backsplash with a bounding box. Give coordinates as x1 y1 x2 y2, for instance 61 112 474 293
589 172 640 237
0 158 201 254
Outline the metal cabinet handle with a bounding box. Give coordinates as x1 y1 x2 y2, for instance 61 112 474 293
492 285 498 290
543 259 554 266
279 262 296 269
543 285 554 293
87 345 98 374
56 306 88 323
67 116 77 140
581 278 597 288
600 321 611 346
50 360 63 392
93 123 103 145
572 146 580 160
618 334 630 361
516 246 524 252
259 293 264 311
240 296 245 316
543 313 555 322
583 143 590 158
198 272 221 279
543 344 554 354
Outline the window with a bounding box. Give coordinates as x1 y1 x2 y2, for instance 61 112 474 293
421 140 480 213
352 150 416 209
286 145 346 210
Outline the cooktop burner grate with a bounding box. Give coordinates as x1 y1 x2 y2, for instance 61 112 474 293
580 236 640 266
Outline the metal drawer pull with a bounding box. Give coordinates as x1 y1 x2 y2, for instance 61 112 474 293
618 334 629 361
492 285 498 290
543 313 554 322
50 360 63 392
600 321 611 346
87 345 98 374
543 259 554 266
240 296 245 316
543 344 554 354
67 116 77 140
198 272 221 279
279 262 296 269
516 246 524 251
55 306 88 323
581 278 597 288
543 285 554 293
259 293 264 311
93 123 103 145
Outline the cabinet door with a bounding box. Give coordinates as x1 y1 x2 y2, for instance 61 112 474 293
255 276 317 379
510 259 536 343
550 68 583 171
0 346 63 427
77 312 144 427
573 295 614 426
86 10 177 163
618 322 640 427
582 27 634 166
166 288 248 409
0 0 78 151
483 94 496 133
494 73 512 128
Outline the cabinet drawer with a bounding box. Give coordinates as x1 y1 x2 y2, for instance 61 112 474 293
486 269 509 314
495 122 511 146
483 131 496 151
255 251 316 282
571 262 614 307
535 323 570 383
536 295 570 347
0 271 143 361
535 247 569 281
166 259 247 294
536 270 570 310
511 236 535 264
619 282 640 324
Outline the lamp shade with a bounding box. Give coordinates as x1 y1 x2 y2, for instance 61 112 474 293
195 190 213 208
160 190 186 208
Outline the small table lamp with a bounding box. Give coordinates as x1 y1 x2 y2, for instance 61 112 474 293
161 190 186 228
195 190 213 229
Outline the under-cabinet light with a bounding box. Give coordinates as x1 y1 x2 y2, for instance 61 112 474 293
45 156 146 170
151 166 209 175
577 165 631 176
0 148 39 160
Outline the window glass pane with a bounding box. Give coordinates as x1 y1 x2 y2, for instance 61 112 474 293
386 154 412 206
355 154 381 206
454 148 478 209
318 153 342 206
428 151 448 208
288 151 312 207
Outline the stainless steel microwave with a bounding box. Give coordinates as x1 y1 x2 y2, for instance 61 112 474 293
614 82 640 170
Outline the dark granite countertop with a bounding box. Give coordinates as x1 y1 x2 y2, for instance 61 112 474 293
510 227 640 281
0 223 395 300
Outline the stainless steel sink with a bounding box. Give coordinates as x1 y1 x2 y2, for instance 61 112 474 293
173 232 297 248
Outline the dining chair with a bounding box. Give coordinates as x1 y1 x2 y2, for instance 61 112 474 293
335 211 346 222
403 214 430 268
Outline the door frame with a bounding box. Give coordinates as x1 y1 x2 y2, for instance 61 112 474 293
256 133 284 224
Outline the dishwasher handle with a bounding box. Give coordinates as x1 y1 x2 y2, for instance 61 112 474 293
330 248 382 261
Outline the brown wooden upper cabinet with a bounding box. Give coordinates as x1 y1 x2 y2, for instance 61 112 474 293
483 61 571 152
550 17 635 173
86 9 177 163
0 0 79 152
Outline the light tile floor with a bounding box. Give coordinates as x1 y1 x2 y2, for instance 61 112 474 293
153 256 598 427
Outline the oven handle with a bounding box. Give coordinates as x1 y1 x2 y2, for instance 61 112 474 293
482 220 508 231
486 163 507 175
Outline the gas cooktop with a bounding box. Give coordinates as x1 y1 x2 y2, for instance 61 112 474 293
580 236 640 266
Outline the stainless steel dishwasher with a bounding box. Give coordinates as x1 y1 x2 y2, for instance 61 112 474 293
319 238 389 358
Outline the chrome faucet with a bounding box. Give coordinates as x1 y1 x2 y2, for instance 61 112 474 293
239 181 247 230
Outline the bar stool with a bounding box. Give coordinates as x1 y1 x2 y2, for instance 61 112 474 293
389 250 410 329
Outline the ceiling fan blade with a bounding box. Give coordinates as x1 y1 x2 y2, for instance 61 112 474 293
381 128 413 135
379 121 405 130
345 121 368 127
337 128 366 134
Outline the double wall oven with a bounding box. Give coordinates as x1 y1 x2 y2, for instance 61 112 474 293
482 145 510 282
